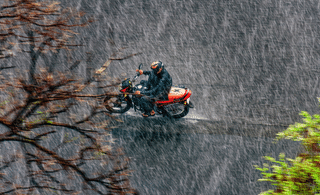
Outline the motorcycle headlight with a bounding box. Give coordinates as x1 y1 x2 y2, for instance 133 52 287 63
121 79 131 89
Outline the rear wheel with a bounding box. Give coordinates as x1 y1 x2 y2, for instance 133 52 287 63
163 102 189 118
104 95 131 113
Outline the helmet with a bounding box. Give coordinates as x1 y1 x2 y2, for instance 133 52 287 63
150 61 163 74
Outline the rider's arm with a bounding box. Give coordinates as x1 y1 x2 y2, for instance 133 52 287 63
143 70 151 75
141 83 159 96
142 72 171 96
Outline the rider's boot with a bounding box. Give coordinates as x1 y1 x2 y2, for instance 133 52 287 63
142 110 155 117
150 110 155 116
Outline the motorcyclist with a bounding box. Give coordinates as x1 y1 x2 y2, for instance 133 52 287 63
135 61 172 117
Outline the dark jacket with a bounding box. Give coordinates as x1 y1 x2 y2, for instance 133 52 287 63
141 68 172 99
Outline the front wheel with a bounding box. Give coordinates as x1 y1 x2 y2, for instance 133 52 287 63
104 95 131 113
163 102 189 118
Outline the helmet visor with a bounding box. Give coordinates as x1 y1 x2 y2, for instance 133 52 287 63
151 61 162 73
151 63 159 73
151 63 158 69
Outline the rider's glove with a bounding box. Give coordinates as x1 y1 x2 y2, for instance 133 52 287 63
136 69 143 75
135 91 141 95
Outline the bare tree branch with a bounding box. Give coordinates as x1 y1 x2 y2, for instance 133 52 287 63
0 1 139 194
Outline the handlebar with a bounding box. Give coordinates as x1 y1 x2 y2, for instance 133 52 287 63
132 63 143 82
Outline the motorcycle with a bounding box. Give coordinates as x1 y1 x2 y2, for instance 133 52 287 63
104 64 193 118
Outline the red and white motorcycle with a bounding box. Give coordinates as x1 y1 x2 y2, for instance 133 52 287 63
104 64 193 118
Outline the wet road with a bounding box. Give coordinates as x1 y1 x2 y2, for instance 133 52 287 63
110 112 301 195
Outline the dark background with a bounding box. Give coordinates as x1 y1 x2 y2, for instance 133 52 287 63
63 0 320 125
2 0 319 194
4 0 320 124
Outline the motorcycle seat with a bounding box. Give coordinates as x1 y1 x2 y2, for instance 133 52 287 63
155 87 189 104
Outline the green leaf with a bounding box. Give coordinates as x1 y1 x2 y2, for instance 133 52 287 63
256 110 320 194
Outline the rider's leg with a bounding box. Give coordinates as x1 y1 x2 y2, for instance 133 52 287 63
140 96 155 116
